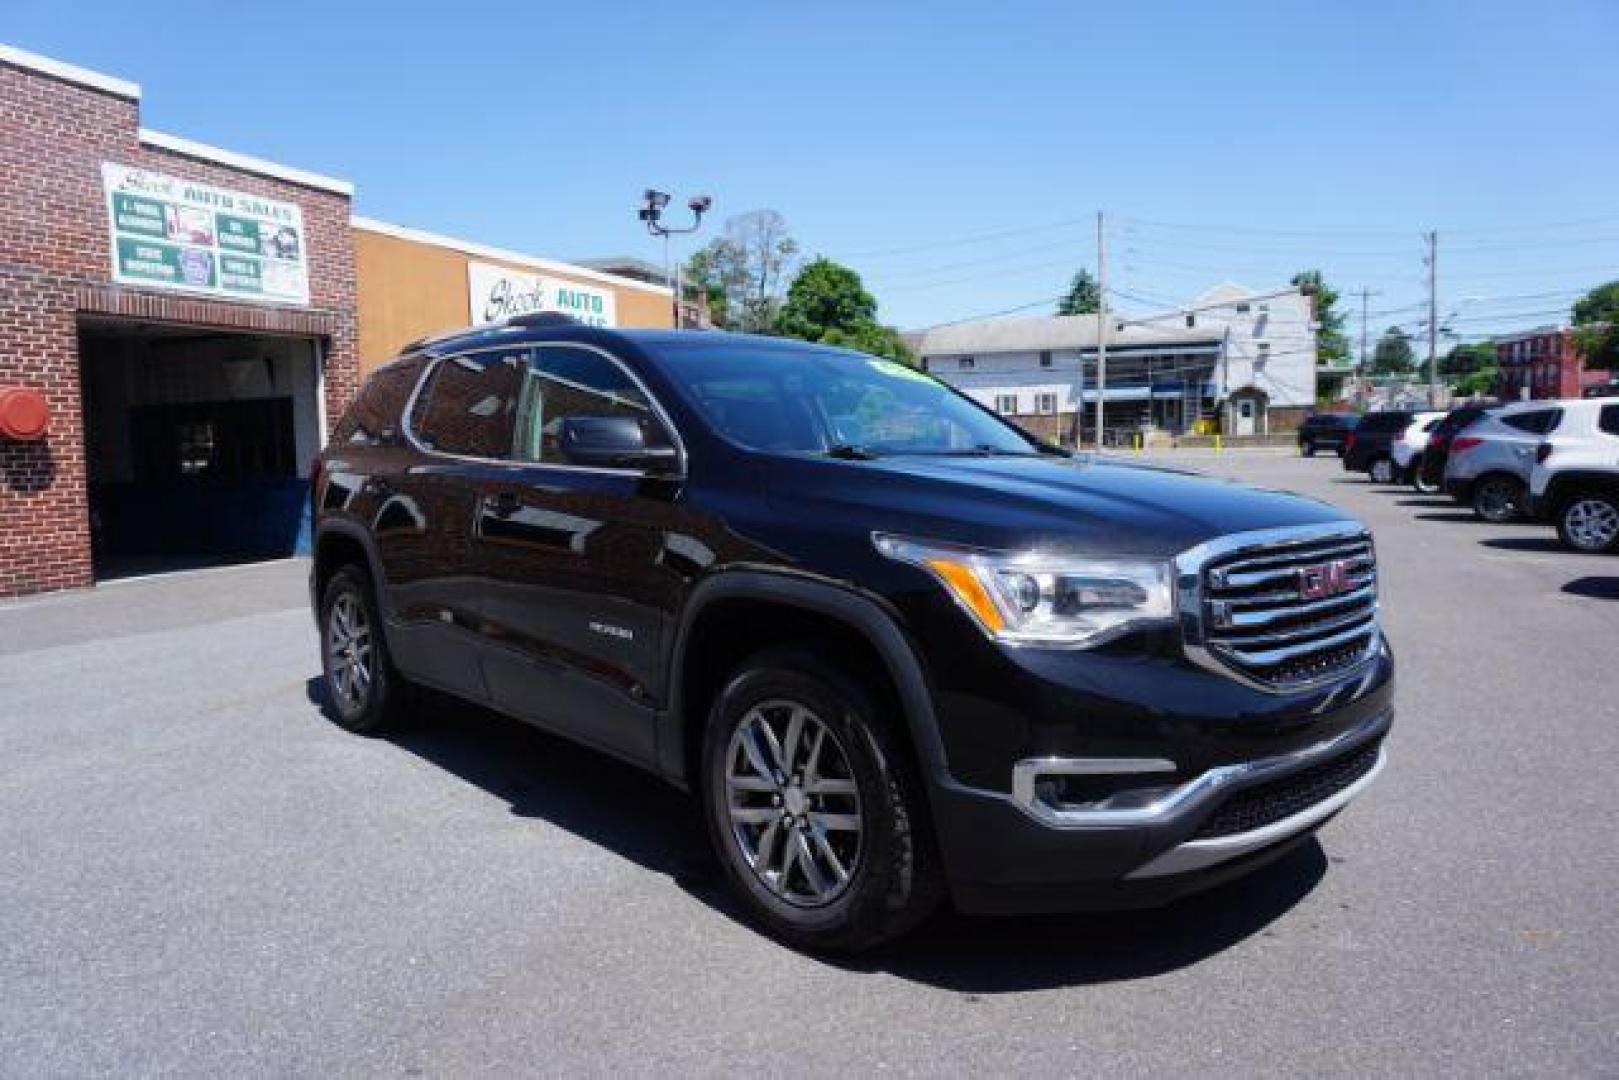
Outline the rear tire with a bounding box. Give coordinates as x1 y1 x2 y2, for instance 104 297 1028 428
1409 456 1440 494
1555 491 1619 553
1369 456 1395 485
701 647 944 953
1472 475 1525 523
1301 440 1316 458
319 565 410 734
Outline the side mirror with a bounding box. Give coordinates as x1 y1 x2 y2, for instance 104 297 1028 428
557 414 679 472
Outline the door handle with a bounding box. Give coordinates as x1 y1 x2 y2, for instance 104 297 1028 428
485 491 522 517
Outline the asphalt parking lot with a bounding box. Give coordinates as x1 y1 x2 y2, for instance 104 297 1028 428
2 451 1616 1076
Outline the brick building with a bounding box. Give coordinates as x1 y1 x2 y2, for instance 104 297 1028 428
1494 326 1605 401
0 44 673 600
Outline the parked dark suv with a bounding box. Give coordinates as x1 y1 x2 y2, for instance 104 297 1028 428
1297 412 1359 456
311 316 1393 951
1341 410 1415 484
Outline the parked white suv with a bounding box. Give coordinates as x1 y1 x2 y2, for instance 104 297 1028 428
1528 398 1619 553
1445 401 1567 522
1392 410 1446 493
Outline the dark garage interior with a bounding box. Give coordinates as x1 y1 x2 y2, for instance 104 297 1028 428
77 318 324 579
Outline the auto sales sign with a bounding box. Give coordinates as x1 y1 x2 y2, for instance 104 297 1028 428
101 163 310 304
467 261 617 328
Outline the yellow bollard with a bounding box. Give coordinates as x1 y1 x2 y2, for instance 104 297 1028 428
1215 434 1222 453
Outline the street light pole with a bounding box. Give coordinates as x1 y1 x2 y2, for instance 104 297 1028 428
1094 211 1108 452
640 190 712 328
1426 230 1439 407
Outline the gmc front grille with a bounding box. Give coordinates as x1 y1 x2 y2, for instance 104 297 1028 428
1178 524 1381 691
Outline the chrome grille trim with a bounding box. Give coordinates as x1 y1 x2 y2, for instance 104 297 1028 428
1174 522 1381 693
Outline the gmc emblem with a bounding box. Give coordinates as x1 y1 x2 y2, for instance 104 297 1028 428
1297 559 1354 601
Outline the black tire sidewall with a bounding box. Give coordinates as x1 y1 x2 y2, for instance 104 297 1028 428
319 566 398 734
701 656 926 950
1473 477 1523 522
1302 441 1316 457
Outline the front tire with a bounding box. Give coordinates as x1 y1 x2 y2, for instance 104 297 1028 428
701 648 943 953
319 565 409 734
1472 475 1525 523
1301 440 1316 458
1556 491 1619 553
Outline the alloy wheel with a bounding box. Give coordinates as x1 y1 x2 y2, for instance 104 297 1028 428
1476 479 1520 522
1371 458 1394 484
325 590 373 712
724 699 863 908
1563 497 1619 551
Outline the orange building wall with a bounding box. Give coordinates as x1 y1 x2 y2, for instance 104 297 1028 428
354 226 673 373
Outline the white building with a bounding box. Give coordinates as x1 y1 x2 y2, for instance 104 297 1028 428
912 282 1318 442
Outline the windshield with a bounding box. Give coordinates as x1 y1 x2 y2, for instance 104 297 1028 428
649 341 1040 457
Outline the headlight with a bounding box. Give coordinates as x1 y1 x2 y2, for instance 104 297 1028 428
874 533 1174 648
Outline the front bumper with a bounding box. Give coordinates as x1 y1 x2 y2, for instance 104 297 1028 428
928 704 1391 915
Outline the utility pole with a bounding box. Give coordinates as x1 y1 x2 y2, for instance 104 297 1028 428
1425 230 1439 407
1356 287 1381 405
1094 210 1108 451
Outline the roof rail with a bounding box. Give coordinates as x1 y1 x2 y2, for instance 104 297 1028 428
505 312 580 329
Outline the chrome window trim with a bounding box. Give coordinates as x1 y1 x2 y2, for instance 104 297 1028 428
1172 520 1381 695
400 340 689 479
1009 707 1389 830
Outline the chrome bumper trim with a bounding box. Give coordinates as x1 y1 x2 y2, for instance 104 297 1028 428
1008 709 1389 829
1125 747 1385 879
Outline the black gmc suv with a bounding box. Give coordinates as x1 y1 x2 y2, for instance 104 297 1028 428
311 316 1393 951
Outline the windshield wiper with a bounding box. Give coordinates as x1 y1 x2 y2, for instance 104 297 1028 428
823 443 881 460
920 444 1036 457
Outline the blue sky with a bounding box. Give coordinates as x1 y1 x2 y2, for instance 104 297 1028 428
6 0 1617 344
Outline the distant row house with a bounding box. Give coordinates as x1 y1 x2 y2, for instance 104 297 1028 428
909 283 1318 443
1493 326 1608 401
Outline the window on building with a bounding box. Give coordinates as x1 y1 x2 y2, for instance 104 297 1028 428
1036 392 1058 415
1235 302 1251 314
1039 351 1053 368
1256 342 1271 362
1184 314 1195 328
958 357 975 370
513 347 670 465
994 393 1018 415
411 349 527 458
1599 404 1619 436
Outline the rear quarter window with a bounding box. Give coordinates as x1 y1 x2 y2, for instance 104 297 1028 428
332 360 422 446
1501 409 1561 435
1600 404 1619 436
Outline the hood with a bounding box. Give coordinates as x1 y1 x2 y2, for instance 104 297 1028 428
761 452 1353 558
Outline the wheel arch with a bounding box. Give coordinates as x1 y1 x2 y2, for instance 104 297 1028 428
312 520 394 624
659 571 948 794
1546 470 1619 509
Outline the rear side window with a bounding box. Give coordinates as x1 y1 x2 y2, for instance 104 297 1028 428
1600 404 1619 436
1501 409 1561 435
513 346 671 465
1360 413 1411 432
411 349 527 458
334 360 421 446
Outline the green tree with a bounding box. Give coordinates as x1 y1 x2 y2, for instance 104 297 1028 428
684 210 799 332
1372 326 1416 375
1443 342 1498 396
1572 280 1619 371
775 257 914 363
1292 269 1350 366
1056 269 1100 316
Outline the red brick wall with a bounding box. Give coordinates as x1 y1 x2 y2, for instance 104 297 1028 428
0 61 356 598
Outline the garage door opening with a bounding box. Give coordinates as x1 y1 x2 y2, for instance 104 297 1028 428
78 318 324 580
